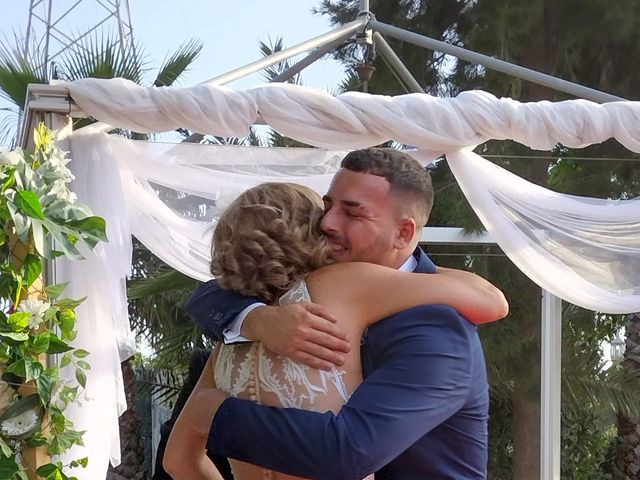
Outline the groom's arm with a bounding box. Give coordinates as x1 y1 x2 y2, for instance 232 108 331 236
186 280 262 341
206 305 478 480
187 281 350 368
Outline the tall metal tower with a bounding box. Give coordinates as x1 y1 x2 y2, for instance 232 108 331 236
24 0 136 77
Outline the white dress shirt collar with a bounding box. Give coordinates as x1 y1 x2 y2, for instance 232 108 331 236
399 254 418 272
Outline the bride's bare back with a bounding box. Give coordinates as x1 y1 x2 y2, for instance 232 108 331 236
214 278 370 480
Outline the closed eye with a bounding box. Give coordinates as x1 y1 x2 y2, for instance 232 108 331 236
322 196 332 214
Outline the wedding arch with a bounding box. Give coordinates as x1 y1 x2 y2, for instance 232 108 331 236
18 2 640 479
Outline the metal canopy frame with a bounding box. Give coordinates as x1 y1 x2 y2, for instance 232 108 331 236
19 2 625 478
25 0 137 74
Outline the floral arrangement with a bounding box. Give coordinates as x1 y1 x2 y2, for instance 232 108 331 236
0 124 106 479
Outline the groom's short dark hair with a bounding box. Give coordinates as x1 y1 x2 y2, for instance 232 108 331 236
341 148 434 226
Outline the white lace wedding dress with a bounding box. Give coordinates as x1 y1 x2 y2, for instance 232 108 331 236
214 280 372 480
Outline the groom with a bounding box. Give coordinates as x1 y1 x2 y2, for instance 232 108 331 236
186 148 493 479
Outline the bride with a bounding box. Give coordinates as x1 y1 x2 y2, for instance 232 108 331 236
165 182 508 480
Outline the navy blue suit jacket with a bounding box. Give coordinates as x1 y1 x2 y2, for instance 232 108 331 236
187 249 489 479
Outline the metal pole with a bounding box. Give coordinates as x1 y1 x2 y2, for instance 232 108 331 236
370 19 625 103
359 0 370 15
373 32 424 94
202 18 367 86
123 0 138 61
420 227 496 245
270 37 351 84
25 0 37 59
541 290 562 480
43 0 54 74
114 0 128 59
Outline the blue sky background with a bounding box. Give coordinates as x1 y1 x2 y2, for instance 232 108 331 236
1 0 348 143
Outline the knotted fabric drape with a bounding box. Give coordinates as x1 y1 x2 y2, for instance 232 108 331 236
57 78 640 478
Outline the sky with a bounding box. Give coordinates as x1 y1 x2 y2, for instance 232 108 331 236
0 0 349 143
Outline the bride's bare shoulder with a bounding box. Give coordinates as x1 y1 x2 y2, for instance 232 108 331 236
306 262 393 286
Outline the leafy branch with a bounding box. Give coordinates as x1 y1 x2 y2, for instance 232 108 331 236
0 124 106 480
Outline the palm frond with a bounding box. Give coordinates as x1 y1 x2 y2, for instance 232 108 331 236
127 253 207 368
129 285 205 368
259 36 284 59
258 36 300 84
152 323 209 371
267 128 311 148
246 127 263 147
127 267 197 300
153 38 202 87
134 361 185 403
0 107 18 148
336 67 360 94
205 135 254 146
0 34 48 108
60 32 143 83
563 366 640 418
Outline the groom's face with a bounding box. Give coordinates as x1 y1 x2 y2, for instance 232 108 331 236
321 169 402 268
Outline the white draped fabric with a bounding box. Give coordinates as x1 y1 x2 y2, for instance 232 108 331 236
56 78 640 478
55 132 134 477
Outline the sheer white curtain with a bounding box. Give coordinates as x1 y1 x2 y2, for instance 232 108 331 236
58 79 640 478
61 131 353 477
447 149 640 312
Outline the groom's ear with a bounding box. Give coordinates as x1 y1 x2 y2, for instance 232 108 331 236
395 217 416 249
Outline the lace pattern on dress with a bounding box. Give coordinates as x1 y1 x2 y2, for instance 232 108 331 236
214 279 349 408
214 279 370 480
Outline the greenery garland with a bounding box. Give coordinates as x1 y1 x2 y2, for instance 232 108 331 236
0 124 106 480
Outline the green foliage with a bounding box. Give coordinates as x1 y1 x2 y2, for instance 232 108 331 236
127 243 207 372
0 124 100 478
560 408 616 480
60 34 143 84
258 37 301 84
0 36 47 110
154 39 203 87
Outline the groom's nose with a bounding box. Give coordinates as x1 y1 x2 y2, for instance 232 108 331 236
320 207 339 235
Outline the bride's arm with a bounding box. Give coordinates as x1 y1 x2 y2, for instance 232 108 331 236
427 266 509 323
164 349 225 480
307 262 508 327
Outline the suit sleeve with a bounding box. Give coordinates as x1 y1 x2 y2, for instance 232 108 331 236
207 305 475 480
186 280 262 341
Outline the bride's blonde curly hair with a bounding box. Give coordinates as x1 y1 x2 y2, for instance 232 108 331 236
211 182 333 304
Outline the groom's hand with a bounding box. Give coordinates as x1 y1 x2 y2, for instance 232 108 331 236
241 303 350 370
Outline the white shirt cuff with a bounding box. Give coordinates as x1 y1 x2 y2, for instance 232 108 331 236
222 302 267 343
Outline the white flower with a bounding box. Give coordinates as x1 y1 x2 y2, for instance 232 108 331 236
18 298 51 329
0 409 39 436
0 148 23 166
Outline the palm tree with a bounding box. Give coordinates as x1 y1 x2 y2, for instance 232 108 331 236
0 36 47 147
